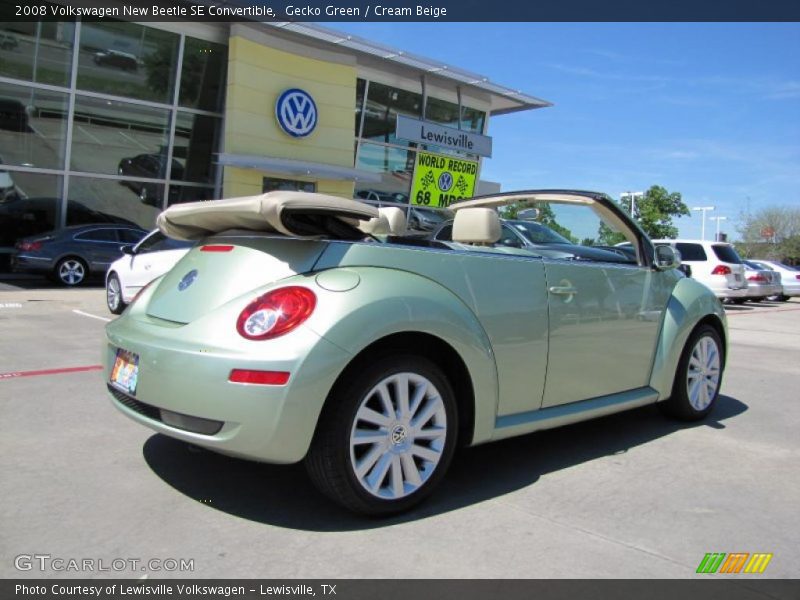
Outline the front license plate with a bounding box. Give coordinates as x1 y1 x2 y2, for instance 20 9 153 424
110 348 139 395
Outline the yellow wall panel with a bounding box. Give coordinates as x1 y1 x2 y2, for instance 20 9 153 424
224 35 357 172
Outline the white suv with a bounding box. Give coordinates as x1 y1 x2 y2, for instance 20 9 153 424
652 239 748 301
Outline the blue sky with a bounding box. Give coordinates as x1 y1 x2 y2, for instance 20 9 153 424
336 23 800 239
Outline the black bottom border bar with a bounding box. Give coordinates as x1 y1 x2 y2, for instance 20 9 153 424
4 580 800 600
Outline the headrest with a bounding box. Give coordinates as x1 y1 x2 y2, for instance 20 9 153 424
452 208 501 244
378 207 406 235
359 213 391 235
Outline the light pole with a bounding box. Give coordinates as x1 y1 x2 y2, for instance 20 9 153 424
709 216 728 241
620 191 644 219
692 206 715 240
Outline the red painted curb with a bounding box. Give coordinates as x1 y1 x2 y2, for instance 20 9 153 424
0 365 104 381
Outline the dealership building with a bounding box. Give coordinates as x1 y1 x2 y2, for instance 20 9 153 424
0 13 550 264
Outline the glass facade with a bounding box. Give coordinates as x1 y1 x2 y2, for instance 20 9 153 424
353 77 486 213
0 21 226 270
0 22 490 267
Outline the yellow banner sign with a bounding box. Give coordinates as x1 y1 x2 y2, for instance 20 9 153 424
410 151 478 208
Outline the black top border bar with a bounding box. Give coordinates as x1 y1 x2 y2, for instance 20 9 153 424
2 0 800 22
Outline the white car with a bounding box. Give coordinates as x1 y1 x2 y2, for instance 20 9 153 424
105 230 193 314
747 259 800 301
652 239 748 301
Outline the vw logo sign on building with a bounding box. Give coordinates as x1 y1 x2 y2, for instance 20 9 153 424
275 88 318 138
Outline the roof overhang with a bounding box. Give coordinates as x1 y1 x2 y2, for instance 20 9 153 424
261 22 553 116
218 153 382 183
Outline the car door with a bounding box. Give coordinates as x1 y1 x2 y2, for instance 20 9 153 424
539 203 677 408
73 228 121 271
124 231 192 297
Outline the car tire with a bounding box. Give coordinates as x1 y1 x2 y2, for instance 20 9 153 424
730 298 746 305
55 257 88 286
305 355 458 516
659 324 724 421
106 272 127 314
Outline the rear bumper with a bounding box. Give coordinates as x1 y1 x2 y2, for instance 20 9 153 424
746 283 782 298
104 311 350 464
10 254 53 273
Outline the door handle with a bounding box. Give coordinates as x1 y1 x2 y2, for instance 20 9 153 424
549 285 578 296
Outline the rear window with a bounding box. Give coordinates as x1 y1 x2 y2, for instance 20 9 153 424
674 243 707 261
712 244 742 264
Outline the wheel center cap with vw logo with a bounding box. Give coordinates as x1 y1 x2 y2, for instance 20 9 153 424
275 88 318 138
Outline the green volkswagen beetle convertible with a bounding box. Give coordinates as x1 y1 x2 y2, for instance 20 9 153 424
104 190 726 515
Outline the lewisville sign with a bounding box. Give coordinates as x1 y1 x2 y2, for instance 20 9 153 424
395 115 492 157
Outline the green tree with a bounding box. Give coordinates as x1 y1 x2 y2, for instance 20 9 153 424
735 206 800 262
598 185 690 243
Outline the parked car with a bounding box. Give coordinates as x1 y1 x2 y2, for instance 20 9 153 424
104 190 726 515
0 162 18 201
93 50 138 72
106 230 194 314
433 217 634 263
738 260 782 303
355 190 409 205
747 259 800 301
118 154 184 206
0 32 19 50
651 239 748 302
0 197 139 248
408 206 451 232
12 224 147 285
0 98 30 132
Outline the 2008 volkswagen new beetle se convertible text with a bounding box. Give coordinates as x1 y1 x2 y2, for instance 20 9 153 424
104 190 727 515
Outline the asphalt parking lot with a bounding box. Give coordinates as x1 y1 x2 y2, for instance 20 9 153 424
1 279 798 579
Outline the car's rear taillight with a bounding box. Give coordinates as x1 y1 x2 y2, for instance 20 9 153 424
796 274 800 281
200 245 234 252
711 265 732 275
748 273 767 282
236 286 316 340
16 241 43 252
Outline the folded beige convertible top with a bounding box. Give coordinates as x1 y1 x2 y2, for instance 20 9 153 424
157 191 380 241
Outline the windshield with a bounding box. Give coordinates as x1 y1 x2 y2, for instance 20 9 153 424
507 220 572 245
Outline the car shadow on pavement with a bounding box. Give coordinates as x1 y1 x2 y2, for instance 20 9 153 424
142 394 747 531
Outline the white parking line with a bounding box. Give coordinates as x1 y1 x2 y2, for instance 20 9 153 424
76 125 103 144
118 130 149 150
72 309 111 322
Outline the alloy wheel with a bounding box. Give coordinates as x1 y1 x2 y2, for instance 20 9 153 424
107 276 121 311
58 260 85 285
686 335 721 411
349 372 447 500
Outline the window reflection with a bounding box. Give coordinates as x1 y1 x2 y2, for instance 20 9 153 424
0 173 63 252
167 185 215 206
68 175 160 231
77 21 179 104
355 143 414 203
71 96 170 177
173 112 221 184
180 37 227 112
0 21 74 87
363 81 421 145
0 81 68 169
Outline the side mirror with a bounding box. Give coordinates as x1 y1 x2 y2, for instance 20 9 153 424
654 245 681 271
120 244 135 255
500 238 522 248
